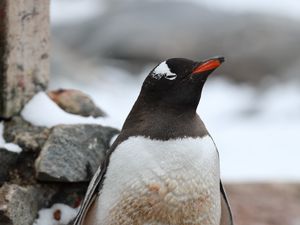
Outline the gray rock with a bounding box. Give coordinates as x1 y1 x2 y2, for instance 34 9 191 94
47 89 106 118
3 117 50 152
0 148 19 184
53 1 300 84
2 117 49 185
0 184 56 225
35 124 119 182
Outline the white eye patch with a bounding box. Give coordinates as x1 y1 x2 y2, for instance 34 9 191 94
152 61 177 80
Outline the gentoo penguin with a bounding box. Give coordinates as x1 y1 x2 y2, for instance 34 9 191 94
73 57 234 225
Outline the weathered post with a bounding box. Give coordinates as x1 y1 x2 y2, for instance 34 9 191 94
0 0 50 118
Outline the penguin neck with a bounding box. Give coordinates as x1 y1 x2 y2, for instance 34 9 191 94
121 97 209 140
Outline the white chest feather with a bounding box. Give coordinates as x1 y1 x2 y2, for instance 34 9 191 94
95 136 221 225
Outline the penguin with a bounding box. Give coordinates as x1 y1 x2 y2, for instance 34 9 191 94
73 57 234 225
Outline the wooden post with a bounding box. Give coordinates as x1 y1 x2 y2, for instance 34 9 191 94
0 0 50 118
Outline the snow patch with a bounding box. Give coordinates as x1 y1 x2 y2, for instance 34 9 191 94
200 80 300 182
21 92 118 128
33 203 78 225
0 123 22 153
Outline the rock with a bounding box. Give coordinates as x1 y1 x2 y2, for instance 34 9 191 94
0 184 56 225
0 148 19 184
225 183 300 225
35 124 119 182
3 117 50 152
53 1 300 84
1 117 49 185
47 89 106 118
7 151 40 186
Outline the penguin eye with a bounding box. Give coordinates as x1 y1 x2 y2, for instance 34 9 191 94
164 74 177 80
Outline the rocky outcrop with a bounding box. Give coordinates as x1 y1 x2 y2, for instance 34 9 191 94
35 124 118 182
0 88 119 224
0 118 118 225
0 184 56 225
48 89 106 118
0 148 19 184
3 117 50 152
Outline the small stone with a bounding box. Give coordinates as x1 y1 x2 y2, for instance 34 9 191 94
35 124 118 182
0 148 19 184
0 184 56 225
48 89 106 118
3 117 50 152
53 209 61 221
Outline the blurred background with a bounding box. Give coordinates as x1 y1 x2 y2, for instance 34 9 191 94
50 0 300 182
49 0 300 224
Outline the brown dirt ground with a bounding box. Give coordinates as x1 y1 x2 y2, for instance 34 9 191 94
225 183 300 225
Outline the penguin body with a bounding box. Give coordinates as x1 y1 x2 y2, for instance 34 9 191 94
73 57 234 225
92 136 220 225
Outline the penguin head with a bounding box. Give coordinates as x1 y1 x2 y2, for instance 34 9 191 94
140 57 224 109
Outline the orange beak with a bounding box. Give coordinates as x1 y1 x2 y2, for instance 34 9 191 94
192 56 224 74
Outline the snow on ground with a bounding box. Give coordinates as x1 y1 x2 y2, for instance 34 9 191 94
33 203 78 225
0 123 22 153
200 80 300 182
21 92 118 128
